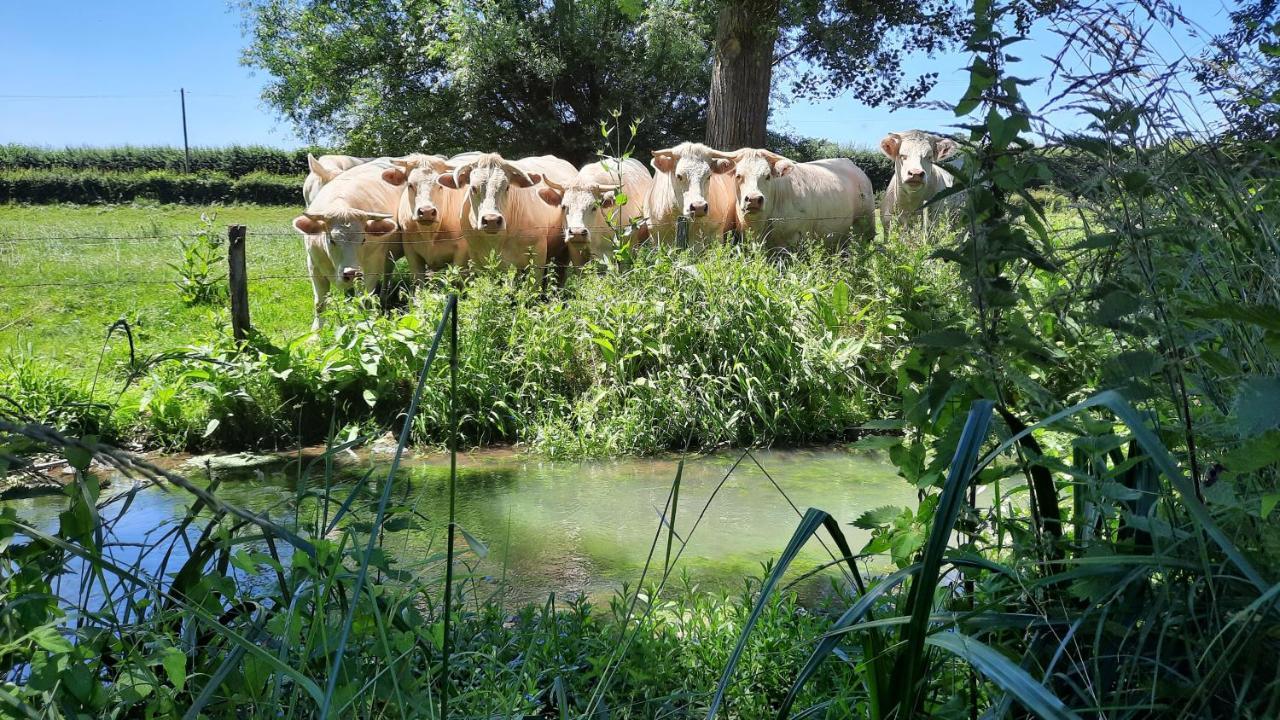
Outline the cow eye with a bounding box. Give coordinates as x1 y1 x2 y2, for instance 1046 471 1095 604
676 173 686 182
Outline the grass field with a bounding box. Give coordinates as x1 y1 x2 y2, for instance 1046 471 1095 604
0 203 310 377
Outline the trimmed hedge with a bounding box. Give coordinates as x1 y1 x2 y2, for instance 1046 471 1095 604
0 169 303 205
0 144 330 178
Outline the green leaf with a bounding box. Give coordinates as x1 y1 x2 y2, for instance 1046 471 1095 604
65 443 92 473
1095 290 1141 326
30 626 73 654
1233 375 1280 437
1221 430 1280 473
1262 493 1280 519
853 505 906 529
1188 302 1280 332
926 633 1078 720
362 389 378 408
159 646 187 691
915 329 972 348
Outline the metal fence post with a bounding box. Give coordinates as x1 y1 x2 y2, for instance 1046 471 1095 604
227 225 250 341
676 214 689 249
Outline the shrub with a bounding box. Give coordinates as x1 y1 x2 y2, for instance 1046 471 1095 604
0 168 301 205
0 144 327 177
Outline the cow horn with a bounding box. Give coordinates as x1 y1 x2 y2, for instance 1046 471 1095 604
651 148 676 160
354 210 394 220
428 156 452 173
304 212 326 221
541 176 566 192
705 148 738 159
593 183 623 194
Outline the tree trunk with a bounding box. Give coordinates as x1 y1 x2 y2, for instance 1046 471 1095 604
704 0 780 150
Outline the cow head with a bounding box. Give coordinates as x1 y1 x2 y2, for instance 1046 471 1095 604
439 153 541 234
881 131 956 194
726 148 794 217
293 208 397 285
651 143 734 219
538 176 623 248
387 154 453 227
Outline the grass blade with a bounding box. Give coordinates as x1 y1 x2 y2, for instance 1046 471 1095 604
895 399 994 716
926 632 1079 720
706 506 834 719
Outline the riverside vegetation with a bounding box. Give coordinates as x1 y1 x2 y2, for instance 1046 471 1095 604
2 0 1280 716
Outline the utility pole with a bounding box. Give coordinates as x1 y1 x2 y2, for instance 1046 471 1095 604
180 88 191 173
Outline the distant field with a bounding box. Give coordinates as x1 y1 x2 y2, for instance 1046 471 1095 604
0 203 308 377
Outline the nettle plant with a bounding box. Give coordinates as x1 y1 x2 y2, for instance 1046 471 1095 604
170 212 226 306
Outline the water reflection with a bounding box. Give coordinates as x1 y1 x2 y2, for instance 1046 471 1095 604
3 447 917 606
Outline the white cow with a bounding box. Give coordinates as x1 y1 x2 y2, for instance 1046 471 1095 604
879 130 960 238
437 153 577 280
536 157 653 265
302 154 371 205
390 153 470 279
294 159 403 330
642 142 737 249
725 149 876 250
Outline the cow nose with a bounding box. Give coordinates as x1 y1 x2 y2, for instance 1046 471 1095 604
688 200 708 217
745 193 764 210
906 170 925 182
568 227 589 239
416 206 438 222
481 214 503 231
340 267 360 282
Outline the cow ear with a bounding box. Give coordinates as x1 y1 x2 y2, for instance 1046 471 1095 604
879 134 901 159
651 152 676 173
294 215 325 234
510 171 541 189
711 158 735 174
381 167 408 186
772 159 794 177
934 138 957 161
308 154 336 182
537 186 563 207
365 218 397 236
437 173 461 189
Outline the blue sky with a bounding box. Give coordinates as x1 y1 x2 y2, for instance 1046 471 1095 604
0 1 1233 151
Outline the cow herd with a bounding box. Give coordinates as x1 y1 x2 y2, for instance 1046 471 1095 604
294 131 960 329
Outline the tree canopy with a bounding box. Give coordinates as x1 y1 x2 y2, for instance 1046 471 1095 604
241 0 1039 156
242 0 713 162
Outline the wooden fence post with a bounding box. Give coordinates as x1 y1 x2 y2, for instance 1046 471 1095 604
227 225 250 341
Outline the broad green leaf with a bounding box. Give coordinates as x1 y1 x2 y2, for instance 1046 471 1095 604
1222 430 1280 473
159 646 187 691
853 505 906 529
1189 302 1280 332
1233 375 1280 437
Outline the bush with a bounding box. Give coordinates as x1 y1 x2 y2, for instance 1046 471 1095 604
0 144 328 178
112 238 932 454
0 168 301 205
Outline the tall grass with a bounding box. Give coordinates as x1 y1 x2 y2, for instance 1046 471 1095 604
7 238 928 455
710 0 1280 717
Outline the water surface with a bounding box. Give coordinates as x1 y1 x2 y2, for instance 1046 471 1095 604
4 447 916 605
